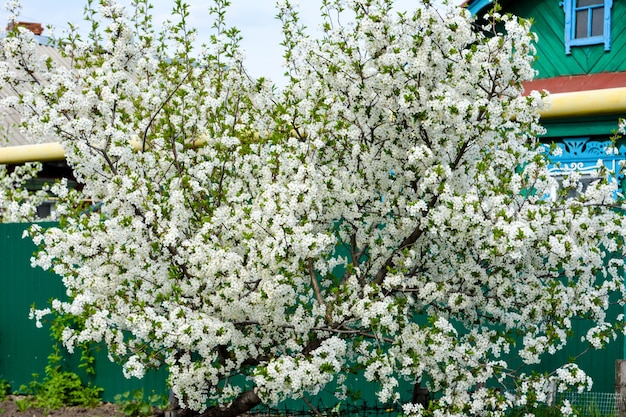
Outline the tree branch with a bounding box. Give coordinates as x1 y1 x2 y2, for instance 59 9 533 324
199 389 261 417
309 258 325 308
373 194 437 286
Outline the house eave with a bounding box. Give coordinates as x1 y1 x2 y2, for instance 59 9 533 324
465 0 495 16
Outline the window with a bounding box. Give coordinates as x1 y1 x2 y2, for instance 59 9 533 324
575 0 604 39
562 0 613 54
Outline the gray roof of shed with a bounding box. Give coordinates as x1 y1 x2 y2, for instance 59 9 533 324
0 35 71 147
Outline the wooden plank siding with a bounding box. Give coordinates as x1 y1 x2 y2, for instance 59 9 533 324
504 0 626 79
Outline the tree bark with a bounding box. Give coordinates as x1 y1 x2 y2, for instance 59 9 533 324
199 389 261 417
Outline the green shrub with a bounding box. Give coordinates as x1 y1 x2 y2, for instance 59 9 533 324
0 379 9 402
114 389 166 417
18 307 103 412
18 364 103 412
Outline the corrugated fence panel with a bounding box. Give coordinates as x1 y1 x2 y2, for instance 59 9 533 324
577 314 624 393
529 316 623 394
1 222 624 407
0 222 168 402
0 222 59 389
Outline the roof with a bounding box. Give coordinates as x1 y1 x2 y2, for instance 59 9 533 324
0 35 74 147
523 72 626 94
463 0 513 15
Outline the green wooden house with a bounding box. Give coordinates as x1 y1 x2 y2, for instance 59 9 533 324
466 0 626 399
466 0 626 138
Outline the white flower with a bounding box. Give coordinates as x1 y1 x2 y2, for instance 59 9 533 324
7 0 624 414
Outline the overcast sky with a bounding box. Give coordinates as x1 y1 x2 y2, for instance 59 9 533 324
1 0 465 86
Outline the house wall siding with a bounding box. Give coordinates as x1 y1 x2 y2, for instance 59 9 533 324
505 0 626 78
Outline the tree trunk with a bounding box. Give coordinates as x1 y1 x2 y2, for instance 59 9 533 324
199 389 261 417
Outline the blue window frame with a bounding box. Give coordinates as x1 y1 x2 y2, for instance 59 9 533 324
562 0 613 54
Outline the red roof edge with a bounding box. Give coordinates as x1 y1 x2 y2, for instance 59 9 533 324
523 72 626 94
6 21 44 36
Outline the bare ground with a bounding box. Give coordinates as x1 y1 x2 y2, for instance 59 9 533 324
0 396 138 417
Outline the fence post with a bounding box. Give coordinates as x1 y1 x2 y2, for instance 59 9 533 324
412 382 430 409
615 360 626 416
547 380 556 407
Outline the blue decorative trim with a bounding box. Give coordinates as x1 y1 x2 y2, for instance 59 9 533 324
562 0 612 55
547 137 625 185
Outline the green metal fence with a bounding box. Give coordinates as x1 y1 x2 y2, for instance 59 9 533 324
0 221 623 406
0 222 167 402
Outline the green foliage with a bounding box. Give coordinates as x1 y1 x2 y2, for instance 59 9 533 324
18 305 103 412
114 389 166 417
18 366 102 412
0 380 9 402
0 379 9 413
508 405 564 417
14 398 29 412
506 403 613 417
572 401 615 417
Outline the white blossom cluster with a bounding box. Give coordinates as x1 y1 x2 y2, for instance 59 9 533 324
0 161 48 222
1 0 625 415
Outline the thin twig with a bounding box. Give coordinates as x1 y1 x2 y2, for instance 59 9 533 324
309 258 325 308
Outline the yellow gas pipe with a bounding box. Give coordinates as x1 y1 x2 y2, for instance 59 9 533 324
0 87 624 164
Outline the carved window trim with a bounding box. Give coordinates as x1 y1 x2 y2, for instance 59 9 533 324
546 137 624 200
